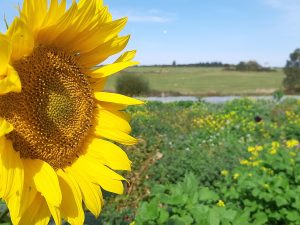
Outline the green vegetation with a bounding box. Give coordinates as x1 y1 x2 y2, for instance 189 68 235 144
105 67 284 96
235 60 272 72
116 73 150 96
94 98 300 225
283 49 300 93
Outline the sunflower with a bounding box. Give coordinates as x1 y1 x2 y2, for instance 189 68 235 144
0 0 142 224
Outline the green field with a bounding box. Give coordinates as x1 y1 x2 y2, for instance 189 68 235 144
92 98 300 225
105 66 285 96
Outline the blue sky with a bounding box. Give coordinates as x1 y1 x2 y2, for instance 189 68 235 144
1 0 300 67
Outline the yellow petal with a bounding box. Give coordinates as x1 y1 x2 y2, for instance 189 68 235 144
23 159 62 207
90 77 107 92
90 61 138 79
57 170 84 225
0 65 22 95
0 34 12 75
19 180 38 219
0 137 24 200
115 50 137 63
0 118 13 137
94 92 144 105
6 194 21 225
6 18 34 61
69 17 128 53
78 35 130 67
93 127 138 145
52 1 99 49
94 108 131 133
21 0 48 33
71 156 125 194
37 2 78 45
66 168 103 217
41 0 67 28
47 205 61 225
19 193 51 225
85 138 131 171
73 156 125 181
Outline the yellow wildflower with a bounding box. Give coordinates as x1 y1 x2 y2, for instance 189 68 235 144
256 145 263 151
286 139 299 148
233 173 240 180
248 146 256 153
269 148 277 155
240 159 249 165
221 170 229 176
271 141 280 149
217 200 225 207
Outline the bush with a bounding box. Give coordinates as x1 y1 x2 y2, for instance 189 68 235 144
116 73 150 96
236 61 262 71
283 49 300 92
134 140 300 225
134 174 252 225
220 140 300 225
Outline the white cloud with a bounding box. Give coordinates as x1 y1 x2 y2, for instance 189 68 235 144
129 15 173 23
112 9 175 23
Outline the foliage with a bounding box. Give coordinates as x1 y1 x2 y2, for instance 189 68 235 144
219 140 300 225
134 174 251 225
236 61 261 71
134 139 300 225
272 89 284 102
97 98 300 225
283 49 300 92
235 61 272 72
116 73 150 96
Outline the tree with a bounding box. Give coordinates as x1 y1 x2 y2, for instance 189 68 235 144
236 61 262 71
283 49 300 92
172 60 176 66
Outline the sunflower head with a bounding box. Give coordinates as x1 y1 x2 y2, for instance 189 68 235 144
0 1 142 224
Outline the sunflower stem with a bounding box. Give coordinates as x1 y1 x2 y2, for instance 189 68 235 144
3 14 9 30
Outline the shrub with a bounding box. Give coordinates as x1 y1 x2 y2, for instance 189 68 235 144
116 73 150 96
134 174 251 225
220 140 300 225
134 140 300 225
283 49 300 92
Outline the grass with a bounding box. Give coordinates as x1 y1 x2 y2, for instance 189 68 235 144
105 66 284 96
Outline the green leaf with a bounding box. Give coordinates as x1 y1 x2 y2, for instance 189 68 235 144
160 193 188 206
287 211 299 222
222 209 237 221
168 215 188 225
232 210 251 225
157 208 169 224
275 196 288 207
136 200 159 221
253 212 268 225
198 188 219 202
209 209 220 225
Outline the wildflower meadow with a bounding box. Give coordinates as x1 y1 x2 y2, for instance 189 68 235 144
97 98 300 225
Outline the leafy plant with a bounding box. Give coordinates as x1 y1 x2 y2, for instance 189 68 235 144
134 174 251 225
220 141 300 225
283 49 300 93
116 73 150 96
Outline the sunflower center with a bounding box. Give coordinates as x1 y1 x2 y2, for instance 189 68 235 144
0 46 94 169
